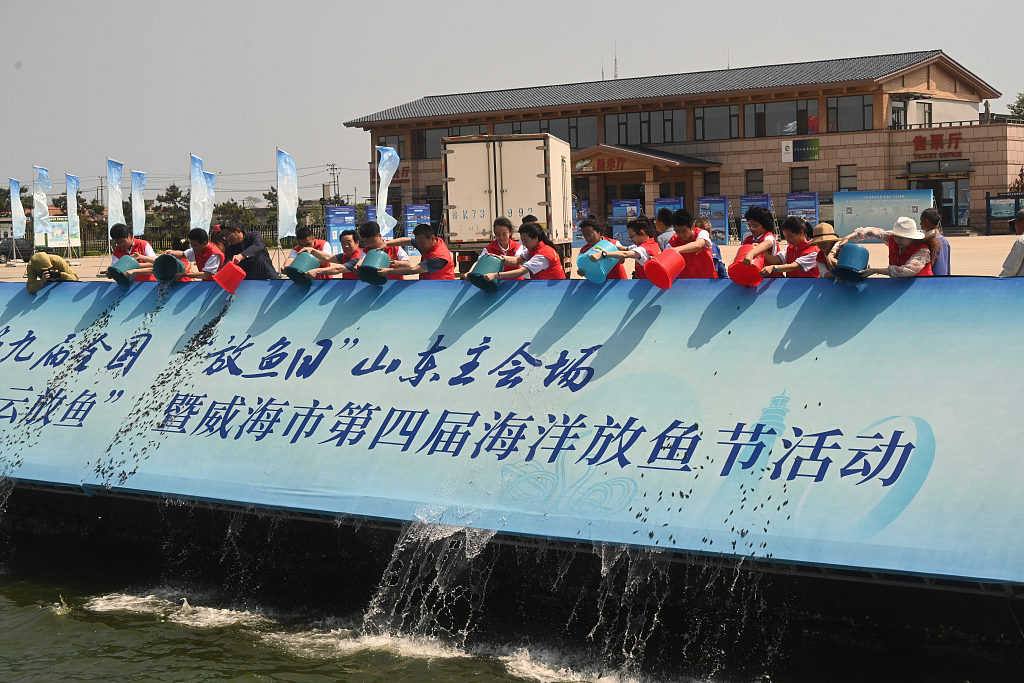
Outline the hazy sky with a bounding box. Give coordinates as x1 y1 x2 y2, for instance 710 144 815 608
1 0 1017 203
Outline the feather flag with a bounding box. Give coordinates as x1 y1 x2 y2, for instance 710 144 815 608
66 173 80 237
9 178 26 239
107 159 125 227
276 148 298 239
33 165 52 234
131 170 146 236
190 154 206 230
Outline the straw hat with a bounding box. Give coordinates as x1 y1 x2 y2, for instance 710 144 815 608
887 216 926 240
809 222 838 246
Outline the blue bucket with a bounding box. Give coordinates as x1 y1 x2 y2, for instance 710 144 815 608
153 253 186 281
467 253 503 293
834 243 870 283
576 240 618 283
358 249 391 286
107 255 140 287
283 251 321 286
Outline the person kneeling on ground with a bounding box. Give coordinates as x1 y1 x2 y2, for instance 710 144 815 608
487 222 566 281
26 252 79 294
380 224 456 280
164 228 224 280
760 216 820 278
834 217 937 278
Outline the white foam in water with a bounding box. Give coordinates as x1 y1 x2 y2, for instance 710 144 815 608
84 593 176 615
83 593 267 628
257 629 472 661
494 646 649 683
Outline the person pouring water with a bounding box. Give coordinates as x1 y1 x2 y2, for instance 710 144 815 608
833 217 937 278
484 222 566 281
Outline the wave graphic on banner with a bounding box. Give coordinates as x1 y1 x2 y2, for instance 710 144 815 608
277 148 298 240
66 174 80 237
9 178 27 239
375 146 399 239
107 159 125 228
33 165 52 235
131 170 146 236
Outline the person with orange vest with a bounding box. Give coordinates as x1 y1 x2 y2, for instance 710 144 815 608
351 221 410 280
739 206 781 267
285 226 334 279
304 229 363 280
663 209 718 279
109 223 157 282
381 223 456 280
163 228 225 280
587 217 660 279
485 222 566 281
760 216 820 278
576 218 626 280
834 217 937 278
482 217 528 279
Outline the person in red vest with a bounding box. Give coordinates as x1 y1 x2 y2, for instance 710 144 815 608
351 221 410 280
304 229 363 279
163 228 225 280
285 226 334 278
664 208 719 279
739 206 781 266
381 224 456 280
485 222 566 281
109 223 157 282
587 217 660 279
482 217 527 279
835 217 937 278
576 218 626 280
760 216 820 278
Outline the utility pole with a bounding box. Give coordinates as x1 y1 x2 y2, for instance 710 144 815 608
97 176 105 205
327 163 340 199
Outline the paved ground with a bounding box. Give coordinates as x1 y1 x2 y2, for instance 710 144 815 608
1 233 1019 284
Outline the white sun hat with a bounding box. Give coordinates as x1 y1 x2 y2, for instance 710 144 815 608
887 216 926 240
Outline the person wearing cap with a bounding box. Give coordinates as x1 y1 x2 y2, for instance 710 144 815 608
25 252 79 294
919 208 950 276
833 217 938 278
760 216 819 278
808 222 839 277
379 224 456 280
998 210 1024 277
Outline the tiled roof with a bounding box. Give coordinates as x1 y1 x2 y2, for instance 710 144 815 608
346 50 952 127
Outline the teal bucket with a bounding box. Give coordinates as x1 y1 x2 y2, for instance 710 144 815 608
153 253 186 281
834 243 870 283
467 253 504 293
576 239 617 283
358 249 391 286
283 251 321 286
107 255 140 287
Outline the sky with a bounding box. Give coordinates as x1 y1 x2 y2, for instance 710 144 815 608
0 0 1017 205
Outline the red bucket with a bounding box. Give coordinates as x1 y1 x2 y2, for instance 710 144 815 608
645 248 686 290
213 261 245 295
728 244 764 287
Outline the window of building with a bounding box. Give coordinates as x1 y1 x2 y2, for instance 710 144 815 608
745 169 764 194
919 102 933 127
695 106 739 141
376 134 406 158
838 164 857 191
704 171 721 196
418 125 486 158
790 167 809 193
890 101 906 129
604 110 686 146
827 95 873 133
743 100 819 137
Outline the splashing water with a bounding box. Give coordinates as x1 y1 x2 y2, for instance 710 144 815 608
362 521 498 647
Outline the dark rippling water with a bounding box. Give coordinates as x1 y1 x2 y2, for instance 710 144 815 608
2 490 1024 682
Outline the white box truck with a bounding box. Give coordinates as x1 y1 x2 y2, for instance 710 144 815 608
441 133 573 273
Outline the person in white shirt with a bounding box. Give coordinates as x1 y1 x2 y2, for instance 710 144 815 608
999 210 1024 277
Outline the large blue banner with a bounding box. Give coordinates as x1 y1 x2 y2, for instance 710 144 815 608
1 278 1022 585
325 206 355 254
698 195 729 245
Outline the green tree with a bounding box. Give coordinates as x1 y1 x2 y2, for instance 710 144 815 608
1008 92 1024 119
0 185 30 213
213 199 256 227
1010 167 1024 193
154 183 190 238
263 185 278 228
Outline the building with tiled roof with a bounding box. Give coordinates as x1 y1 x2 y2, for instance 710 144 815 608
345 50 1023 233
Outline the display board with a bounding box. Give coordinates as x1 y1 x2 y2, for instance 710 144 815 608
786 193 820 225
739 194 773 242
2 277 1022 585
698 196 729 245
325 206 355 254
833 190 934 238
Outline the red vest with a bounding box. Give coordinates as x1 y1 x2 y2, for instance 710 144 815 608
303 239 331 280
669 231 718 279
113 238 156 282
378 244 407 280
418 238 456 280
485 238 525 279
632 237 662 280
887 237 933 277
195 243 225 274
582 240 627 280
339 247 363 280
784 241 821 278
526 242 566 280
742 231 772 246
